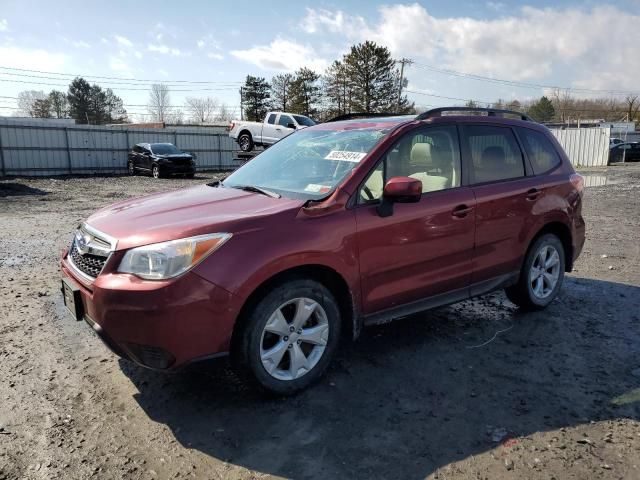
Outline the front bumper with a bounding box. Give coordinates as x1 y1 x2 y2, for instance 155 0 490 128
61 254 237 370
161 162 196 175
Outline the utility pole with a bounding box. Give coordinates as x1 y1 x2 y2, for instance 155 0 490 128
239 86 244 120
397 58 413 112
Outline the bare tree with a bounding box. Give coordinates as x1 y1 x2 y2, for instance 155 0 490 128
17 90 46 117
550 88 573 123
625 95 640 122
166 108 185 125
185 96 218 123
215 104 233 122
147 83 171 122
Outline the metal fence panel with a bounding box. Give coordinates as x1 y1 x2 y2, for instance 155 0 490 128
0 119 236 176
549 127 610 167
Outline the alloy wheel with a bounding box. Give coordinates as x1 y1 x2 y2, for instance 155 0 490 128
529 245 561 299
259 297 329 381
152 166 159 179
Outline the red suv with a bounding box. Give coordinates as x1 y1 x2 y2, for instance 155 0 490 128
61 107 585 394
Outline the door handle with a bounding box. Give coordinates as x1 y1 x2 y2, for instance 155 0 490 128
526 188 542 200
452 204 473 218
275 128 282 131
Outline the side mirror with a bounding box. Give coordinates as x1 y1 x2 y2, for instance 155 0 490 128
287 122 297 129
377 176 422 217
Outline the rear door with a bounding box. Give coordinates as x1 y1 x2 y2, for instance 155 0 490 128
261 113 278 144
355 125 476 314
461 124 540 291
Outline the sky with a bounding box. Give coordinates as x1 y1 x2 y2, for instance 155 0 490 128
1 0 639 121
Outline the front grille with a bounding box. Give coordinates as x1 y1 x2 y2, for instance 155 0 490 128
169 158 192 166
69 241 108 279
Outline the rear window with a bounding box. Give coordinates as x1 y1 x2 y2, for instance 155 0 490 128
517 128 561 174
464 126 525 184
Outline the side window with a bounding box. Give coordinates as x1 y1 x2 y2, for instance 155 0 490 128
267 113 277 124
464 126 525 184
359 126 461 203
517 128 561 174
278 115 294 128
133 145 142 153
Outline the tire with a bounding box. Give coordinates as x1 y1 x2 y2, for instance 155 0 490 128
152 164 161 179
233 279 341 395
505 233 565 310
128 161 136 176
238 132 254 152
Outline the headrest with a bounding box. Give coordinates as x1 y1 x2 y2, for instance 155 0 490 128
410 142 431 165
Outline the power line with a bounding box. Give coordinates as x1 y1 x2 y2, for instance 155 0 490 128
0 77 241 92
410 61 640 97
0 65 244 85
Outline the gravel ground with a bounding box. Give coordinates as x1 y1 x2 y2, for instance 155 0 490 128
1 166 639 480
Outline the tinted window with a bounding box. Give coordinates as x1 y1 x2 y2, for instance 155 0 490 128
465 126 524 184
292 115 316 127
267 113 277 124
150 143 181 155
133 145 143 154
359 126 461 203
517 128 561 174
278 115 294 128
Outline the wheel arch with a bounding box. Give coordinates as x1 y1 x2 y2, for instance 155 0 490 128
238 129 253 140
527 221 574 272
230 264 359 356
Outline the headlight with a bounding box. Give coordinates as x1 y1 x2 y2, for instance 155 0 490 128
118 233 231 280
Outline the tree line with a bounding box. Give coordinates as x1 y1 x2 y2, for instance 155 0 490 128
240 41 414 122
466 91 640 123
17 78 127 124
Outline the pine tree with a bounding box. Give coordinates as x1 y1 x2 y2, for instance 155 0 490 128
528 96 556 122
289 68 321 117
242 75 271 121
67 78 92 124
342 41 412 113
323 60 352 118
270 73 294 112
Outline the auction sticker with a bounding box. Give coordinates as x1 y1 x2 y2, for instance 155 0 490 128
304 184 332 193
324 150 367 162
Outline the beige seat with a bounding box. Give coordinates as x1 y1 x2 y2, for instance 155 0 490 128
361 169 384 200
409 143 448 193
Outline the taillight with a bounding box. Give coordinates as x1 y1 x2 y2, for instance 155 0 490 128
229 122 235 130
570 173 584 193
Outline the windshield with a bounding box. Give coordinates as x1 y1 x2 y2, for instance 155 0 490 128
224 127 389 199
151 143 182 155
292 115 316 127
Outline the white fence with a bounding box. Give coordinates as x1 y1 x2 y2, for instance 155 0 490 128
549 127 610 167
0 118 237 177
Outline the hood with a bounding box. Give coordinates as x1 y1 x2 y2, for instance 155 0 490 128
156 153 192 159
86 185 304 250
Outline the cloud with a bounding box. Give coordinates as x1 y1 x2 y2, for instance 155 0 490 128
114 35 133 48
0 19 8 32
0 45 66 71
147 44 186 56
300 4 640 91
231 38 327 72
207 52 224 60
72 40 91 49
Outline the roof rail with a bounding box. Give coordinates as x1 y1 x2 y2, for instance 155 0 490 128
325 112 404 122
416 107 534 122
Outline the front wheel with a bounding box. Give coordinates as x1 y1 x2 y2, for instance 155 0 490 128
238 133 254 152
233 279 341 395
152 164 161 179
505 233 565 310
128 161 136 176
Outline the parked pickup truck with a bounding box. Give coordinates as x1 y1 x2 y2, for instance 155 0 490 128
229 111 315 152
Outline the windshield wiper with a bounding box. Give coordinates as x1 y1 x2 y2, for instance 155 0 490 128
229 185 281 198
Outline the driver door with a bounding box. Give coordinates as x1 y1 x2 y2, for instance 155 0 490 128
275 114 296 141
355 125 476 315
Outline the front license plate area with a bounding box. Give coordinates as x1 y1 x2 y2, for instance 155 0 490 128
61 278 84 321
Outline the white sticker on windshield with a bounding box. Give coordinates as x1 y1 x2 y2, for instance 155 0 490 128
304 184 331 193
324 150 367 162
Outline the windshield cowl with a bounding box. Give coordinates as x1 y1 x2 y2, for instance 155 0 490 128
299 188 349 218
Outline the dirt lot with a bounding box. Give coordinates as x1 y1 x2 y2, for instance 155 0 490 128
1 166 639 480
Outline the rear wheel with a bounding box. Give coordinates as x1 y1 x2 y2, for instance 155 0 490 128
238 133 254 152
152 164 161 179
233 279 341 395
505 234 565 310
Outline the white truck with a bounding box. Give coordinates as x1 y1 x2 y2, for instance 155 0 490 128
229 111 316 152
